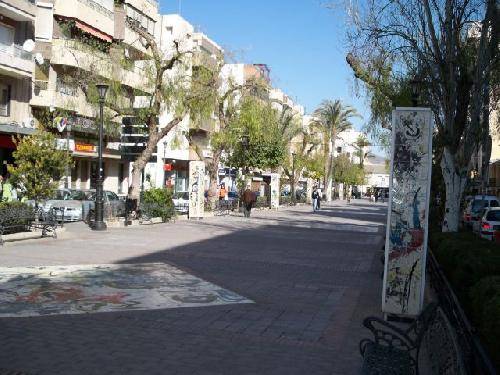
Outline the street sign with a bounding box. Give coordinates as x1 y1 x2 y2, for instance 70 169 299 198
382 108 433 317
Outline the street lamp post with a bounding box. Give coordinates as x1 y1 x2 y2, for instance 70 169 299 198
291 152 296 205
65 123 72 188
93 83 109 231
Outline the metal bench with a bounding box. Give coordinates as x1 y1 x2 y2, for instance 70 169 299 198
0 206 60 246
359 302 438 375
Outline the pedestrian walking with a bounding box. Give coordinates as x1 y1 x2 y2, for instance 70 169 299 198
242 188 256 218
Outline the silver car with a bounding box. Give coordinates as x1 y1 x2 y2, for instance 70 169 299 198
43 189 90 222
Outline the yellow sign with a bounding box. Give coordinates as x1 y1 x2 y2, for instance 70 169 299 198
75 143 95 153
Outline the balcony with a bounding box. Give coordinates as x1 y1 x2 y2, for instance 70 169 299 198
0 0 37 21
51 39 151 92
190 118 215 133
54 0 114 37
0 42 34 78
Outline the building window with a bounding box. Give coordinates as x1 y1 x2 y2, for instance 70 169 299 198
337 146 342 154
0 83 11 117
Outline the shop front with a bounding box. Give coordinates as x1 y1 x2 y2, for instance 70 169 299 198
70 140 128 195
0 124 35 176
163 159 189 193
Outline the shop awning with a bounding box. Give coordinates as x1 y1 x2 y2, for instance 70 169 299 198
75 20 113 42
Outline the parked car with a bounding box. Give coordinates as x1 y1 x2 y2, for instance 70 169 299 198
42 189 90 222
82 190 126 221
477 207 500 241
172 191 189 214
465 195 500 229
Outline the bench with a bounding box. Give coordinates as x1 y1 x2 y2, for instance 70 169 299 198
0 206 61 246
359 302 438 375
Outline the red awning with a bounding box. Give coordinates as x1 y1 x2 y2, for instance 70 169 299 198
0 135 16 149
75 20 113 42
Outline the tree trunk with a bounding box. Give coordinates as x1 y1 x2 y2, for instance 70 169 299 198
206 151 221 209
441 147 467 232
129 142 157 201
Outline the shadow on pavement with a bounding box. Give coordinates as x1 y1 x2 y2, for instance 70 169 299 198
0 206 387 375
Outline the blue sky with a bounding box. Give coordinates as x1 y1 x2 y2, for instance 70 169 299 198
159 0 368 130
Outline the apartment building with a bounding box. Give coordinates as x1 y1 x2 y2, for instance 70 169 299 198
488 108 499 196
28 0 159 194
0 0 36 176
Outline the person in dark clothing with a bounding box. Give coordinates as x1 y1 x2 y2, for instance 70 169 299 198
312 187 319 211
242 188 256 218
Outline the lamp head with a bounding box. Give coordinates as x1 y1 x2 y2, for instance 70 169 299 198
96 84 109 101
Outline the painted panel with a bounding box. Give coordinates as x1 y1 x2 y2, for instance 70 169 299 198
382 108 433 316
270 173 280 209
189 161 205 219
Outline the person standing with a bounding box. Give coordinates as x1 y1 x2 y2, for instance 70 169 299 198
312 187 319 211
242 188 255 218
219 183 227 201
0 175 3 198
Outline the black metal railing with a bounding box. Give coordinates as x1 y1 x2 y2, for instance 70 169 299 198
427 251 497 375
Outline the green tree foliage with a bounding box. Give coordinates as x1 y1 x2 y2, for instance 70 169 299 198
224 98 286 170
332 154 365 186
8 131 72 204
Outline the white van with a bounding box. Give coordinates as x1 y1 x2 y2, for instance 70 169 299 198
466 195 500 232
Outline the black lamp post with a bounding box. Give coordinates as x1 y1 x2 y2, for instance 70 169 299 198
93 83 108 231
291 152 296 205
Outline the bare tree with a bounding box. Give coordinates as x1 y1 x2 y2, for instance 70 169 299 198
344 0 499 231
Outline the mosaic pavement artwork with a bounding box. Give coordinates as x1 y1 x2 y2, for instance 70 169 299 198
0 263 252 317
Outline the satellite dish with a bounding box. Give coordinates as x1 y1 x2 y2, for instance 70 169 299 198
34 53 44 65
22 39 35 53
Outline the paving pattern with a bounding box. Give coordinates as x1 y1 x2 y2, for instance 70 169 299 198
0 200 387 375
0 263 251 318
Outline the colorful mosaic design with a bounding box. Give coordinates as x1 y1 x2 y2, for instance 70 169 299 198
0 263 252 317
383 108 433 316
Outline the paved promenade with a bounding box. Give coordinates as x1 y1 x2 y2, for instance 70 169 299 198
0 200 387 375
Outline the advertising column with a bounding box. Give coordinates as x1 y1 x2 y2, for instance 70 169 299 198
382 108 433 316
270 173 280 209
189 161 205 219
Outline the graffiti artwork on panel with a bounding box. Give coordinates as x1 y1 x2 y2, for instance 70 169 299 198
189 161 205 219
270 173 280 209
382 108 433 316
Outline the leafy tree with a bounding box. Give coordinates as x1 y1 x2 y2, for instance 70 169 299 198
8 131 72 205
332 154 366 187
54 20 213 202
223 97 285 170
344 0 499 231
312 100 360 201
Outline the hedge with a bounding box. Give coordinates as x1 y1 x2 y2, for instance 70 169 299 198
430 231 500 369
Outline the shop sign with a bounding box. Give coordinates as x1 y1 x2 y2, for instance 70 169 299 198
164 163 173 171
382 108 433 317
75 143 96 153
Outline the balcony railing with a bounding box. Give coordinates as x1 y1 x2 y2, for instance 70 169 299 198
77 0 113 19
56 81 79 96
0 42 32 61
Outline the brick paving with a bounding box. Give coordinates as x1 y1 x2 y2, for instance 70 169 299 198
0 200 387 375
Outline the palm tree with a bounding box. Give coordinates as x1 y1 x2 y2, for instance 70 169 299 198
312 100 359 201
353 134 375 168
